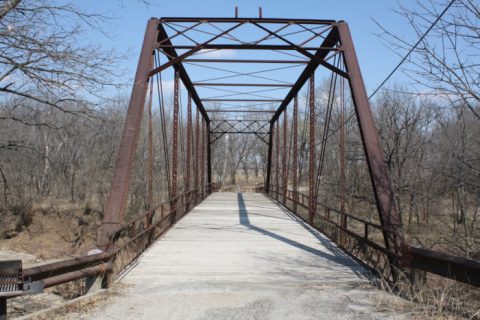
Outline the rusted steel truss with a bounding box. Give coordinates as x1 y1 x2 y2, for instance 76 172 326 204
1 19 478 319
209 119 270 144
5 17 480 319
100 17 404 281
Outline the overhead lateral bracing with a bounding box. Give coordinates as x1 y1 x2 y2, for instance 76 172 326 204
100 16 404 283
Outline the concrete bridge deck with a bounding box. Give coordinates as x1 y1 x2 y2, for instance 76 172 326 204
82 192 403 320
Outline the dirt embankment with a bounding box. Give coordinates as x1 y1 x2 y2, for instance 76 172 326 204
1 200 103 262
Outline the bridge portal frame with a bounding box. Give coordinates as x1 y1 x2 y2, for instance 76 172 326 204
99 16 404 281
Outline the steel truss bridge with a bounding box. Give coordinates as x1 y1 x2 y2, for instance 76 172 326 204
1 15 479 319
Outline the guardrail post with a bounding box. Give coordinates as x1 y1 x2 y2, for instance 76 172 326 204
132 221 138 239
0 297 6 320
409 268 427 290
85 249 105 293
339 213 346 246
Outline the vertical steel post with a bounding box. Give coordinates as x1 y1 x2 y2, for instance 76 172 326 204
195 107 200 201
207 120 212 193
171 71 180 207
265 122 274 194
201 118 205 197
292 95 299 212
339 76 346 245
185 94 192 208
275 121 280 198
308 74 316 225
282 108 288 204
337 21 403 277
99 18 158 247
146 77 154 226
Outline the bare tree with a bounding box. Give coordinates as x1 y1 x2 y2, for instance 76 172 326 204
0 0 120 122
376 0 480 119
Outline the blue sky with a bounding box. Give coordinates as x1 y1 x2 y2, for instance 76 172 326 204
80 0 420 98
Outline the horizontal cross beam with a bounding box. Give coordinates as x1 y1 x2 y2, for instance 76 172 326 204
185 59 309 64
211 131 269 134
159 17 336 24
206 109 275 113
202 99 282 102
194 83 292 87
210 119 270 121
157 44 335 51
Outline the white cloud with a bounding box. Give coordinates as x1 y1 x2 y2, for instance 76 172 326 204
161 80 175 92
195 49 236 58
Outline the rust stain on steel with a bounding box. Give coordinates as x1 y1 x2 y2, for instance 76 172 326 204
401 244 480 287
195 107 200 198
282 107 288 203
147 77 154 214
339 76 347 244
308 74 315 225
292 95 298 211
95 17 406 285
201 118 205 195
185 94 192 203
275 121 280 197
206 120 212 192
171 71 180 201
337 21 403 270
265 122 274 193
99 18 158 247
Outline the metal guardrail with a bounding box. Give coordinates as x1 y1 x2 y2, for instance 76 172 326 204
265 184 480 287
0 261 22 297
267 184 398 282
2 183 478 318
401 244 480 287
0 185 212 319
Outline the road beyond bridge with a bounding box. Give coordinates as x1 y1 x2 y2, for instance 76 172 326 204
81 192 403 320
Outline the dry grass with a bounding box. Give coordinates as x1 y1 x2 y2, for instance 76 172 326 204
13 288 115 320
375 275 480 320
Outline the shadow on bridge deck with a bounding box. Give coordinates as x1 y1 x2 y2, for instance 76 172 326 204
236 193 364 277
80 192 404 320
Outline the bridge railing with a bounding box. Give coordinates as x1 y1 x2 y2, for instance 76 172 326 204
17 185 212 301
266 184 398 282
265 184 480 288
